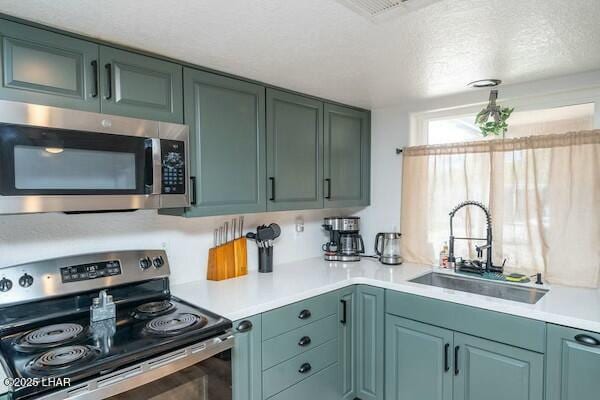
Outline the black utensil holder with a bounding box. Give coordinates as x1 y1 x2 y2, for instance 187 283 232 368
258 246 273 273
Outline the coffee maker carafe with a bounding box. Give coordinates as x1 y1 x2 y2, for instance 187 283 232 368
322 217 364 262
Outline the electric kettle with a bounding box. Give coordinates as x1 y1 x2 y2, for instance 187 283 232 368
374 232 403 265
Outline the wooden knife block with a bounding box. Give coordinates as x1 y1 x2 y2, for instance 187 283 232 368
207 238 248 281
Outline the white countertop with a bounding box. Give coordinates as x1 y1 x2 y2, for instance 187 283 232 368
172 257 600 333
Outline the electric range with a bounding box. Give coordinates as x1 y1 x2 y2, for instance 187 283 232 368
0 250 233 400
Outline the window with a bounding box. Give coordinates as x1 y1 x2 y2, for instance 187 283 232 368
426 103 595 145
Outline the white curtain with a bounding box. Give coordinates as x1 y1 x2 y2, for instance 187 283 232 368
400 130 600 288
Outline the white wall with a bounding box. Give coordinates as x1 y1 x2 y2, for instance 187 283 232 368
0 208 358 284
357 69 600 253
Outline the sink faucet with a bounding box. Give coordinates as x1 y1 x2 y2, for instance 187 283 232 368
448 201 500 273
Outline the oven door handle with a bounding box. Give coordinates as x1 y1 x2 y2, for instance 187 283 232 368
148 138 162 195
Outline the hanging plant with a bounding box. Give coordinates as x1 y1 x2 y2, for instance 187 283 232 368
474 89 514 137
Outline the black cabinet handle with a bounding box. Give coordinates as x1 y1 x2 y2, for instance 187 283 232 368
298 363 312 374
454 346 460 375
340 299 347 324
325 178 331 199
104 63 112 100
90 60 98 98
444 343 450 372
575 334 600 346
190 176 197 205
298 309 311 320
269 177 275 201
236 320 253 333
298 336 312 347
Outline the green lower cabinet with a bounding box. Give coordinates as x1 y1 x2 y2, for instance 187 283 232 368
546 324 600 400
453 333 543 400
233 316 262 400
356 286 384 400
385 315 453 400
338 286 356 400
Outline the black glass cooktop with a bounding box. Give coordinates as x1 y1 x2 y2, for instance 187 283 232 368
0 290 231 400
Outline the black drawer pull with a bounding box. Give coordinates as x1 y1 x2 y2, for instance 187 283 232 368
575 334 600 346
454 346 460 375
236 320 253 333
269 177 275 201
298 363 312 374
90 60 98 98
444 343 450 372
298 336 312 347
340 299 347 324
298 309 311 320
325 178 331 199
104 63 112 100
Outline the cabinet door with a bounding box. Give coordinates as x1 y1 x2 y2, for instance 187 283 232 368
0 19 99 112
338 286 356 400
385 315 453 400
454 333 543 400
266 89 323 211
546 324 600 400
99 46 183 122
323 104 370 208
182 68 266 216
356 285 384 400
233 316 262 400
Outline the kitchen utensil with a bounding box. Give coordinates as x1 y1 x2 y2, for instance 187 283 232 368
224 222 229 243
374 232 403 265
239 216 244 238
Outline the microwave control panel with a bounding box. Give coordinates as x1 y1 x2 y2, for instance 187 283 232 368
160 140 186 195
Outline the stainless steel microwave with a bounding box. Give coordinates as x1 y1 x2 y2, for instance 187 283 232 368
0 100 190 214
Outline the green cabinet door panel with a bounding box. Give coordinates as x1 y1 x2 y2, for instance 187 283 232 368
454 333 544 400
266 89 323 211
233 316 262 400
385 315 454 400
546 324 600 400
0 19 99 111
99 46 183 122
338 286 356 400
323 104 370 208
178 68 266 216
267 363 340 400
356 285 384 400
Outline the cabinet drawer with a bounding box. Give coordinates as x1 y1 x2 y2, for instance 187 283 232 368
262 339 337 399
386 290 546 352
262 291 337 340
262 313 337 369
266 363 339 400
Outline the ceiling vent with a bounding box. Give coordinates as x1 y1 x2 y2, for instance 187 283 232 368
336 0 441 22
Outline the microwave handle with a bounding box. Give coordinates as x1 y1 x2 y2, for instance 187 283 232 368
149 138 162 195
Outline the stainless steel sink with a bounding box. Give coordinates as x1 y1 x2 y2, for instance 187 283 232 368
409 272 548 304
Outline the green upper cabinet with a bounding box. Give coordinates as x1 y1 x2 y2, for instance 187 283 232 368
546 324 600 400
233 316 262 400
385 315 454 400
355 286 384 400
99 46 183 122
175 68 266 216
266 89 323 211
453 333 543 400
0 19 99 112
323 104 370 208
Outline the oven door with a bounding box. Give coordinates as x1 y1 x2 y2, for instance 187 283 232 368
40 332 234 400
0 124 160 214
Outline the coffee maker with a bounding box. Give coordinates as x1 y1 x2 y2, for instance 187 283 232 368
322 217 365 261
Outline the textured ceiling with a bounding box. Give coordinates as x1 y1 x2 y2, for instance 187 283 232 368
0 0 599 108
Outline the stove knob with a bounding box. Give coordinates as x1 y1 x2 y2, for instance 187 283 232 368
139 257 152 270
0 278 12 292
153 256 165 268
18 273 33 288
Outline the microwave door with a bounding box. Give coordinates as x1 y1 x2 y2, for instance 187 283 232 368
0 124 158 214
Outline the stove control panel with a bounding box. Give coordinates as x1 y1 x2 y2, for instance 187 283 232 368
61 260 122 283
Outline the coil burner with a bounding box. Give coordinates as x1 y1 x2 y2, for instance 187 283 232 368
133 300 175 319
144 313 207 336
28 345 97 374
17 323 85 351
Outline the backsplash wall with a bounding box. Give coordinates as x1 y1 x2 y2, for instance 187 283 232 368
0 208 359 284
